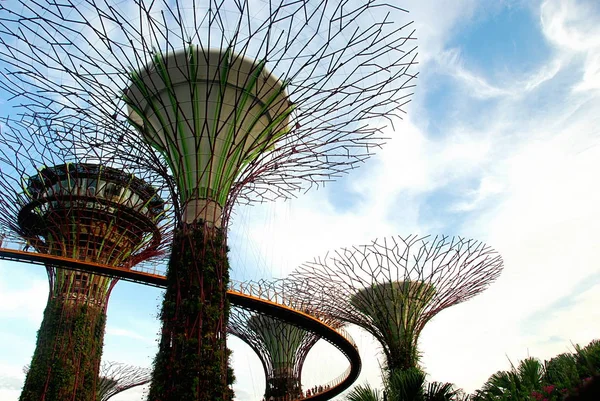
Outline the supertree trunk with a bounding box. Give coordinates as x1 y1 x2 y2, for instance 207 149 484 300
21 295 107 401
387 336 419 373
149 222 232 401
266 377 302 400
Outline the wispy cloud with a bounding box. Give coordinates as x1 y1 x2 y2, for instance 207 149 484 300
541 0 600 92
233 0 600 394
0 266 47 323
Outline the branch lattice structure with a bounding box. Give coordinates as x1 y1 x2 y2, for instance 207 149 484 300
97 361 152 401
229 279 343 400
0 1 418 399
0 0 418 218
290 235 503 375
0 118 173 400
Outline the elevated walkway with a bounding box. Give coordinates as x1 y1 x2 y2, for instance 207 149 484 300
0 246 361 400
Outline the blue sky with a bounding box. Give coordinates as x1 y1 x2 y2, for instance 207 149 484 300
2 0 600 400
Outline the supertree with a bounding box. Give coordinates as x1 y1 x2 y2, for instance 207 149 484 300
290 235 504 376
0 117 171 401
0 1 418 399
97 361 152 401
228 279 342 401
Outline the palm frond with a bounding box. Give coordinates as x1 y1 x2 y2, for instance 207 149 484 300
386 368 426 401
425 381 458 401
518 357 544 389
347 384 382 401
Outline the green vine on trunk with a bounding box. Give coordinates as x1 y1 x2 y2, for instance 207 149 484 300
148 221 234 401
20 297 106 401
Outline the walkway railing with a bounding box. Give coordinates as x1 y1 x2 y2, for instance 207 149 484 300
0 241 362 400
229 280 358 351
0 235 168 277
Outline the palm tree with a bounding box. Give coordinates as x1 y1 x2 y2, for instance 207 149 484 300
574 340 600 379
347 368 461 401
472 357 545 401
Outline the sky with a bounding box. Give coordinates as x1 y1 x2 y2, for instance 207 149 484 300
1 0 600 400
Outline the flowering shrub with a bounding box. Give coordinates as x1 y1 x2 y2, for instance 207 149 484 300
530 382 564 401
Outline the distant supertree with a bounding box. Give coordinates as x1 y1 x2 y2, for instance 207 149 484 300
97 361 152 401
0 118 171 401
0 1 418 399
228 280 342 400
290 235 503 376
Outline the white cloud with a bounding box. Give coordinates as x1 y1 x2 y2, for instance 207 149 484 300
232 0 600 395
0 389 20 400
541 0 600 51
405 0 478 63
437 49 513 99
450 176 504 212
538 283 600 345
541 0 600 91
522 59 563 91
0 265 47 323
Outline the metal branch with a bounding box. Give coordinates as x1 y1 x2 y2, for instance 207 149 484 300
0 0 418 226
97 361 152 401
0 2 419 398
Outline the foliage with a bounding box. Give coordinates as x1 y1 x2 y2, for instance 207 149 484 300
20 297 106 401
386 368 426 401
472 339 600 401
573 340 600 379
471 357 546 401
347 383 383 401
544 354 580 392
530 384 563 401
347 368 462 401
148 222 233 401
425 381 461 401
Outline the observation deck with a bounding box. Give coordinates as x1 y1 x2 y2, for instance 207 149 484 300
14 163 165 306
17 163 164 266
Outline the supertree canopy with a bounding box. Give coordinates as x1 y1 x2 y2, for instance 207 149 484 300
97 361 152 401
124 47 292 225
230 310 309 399
18 162 165 268
290 235 504 375
0 1 418 399
0 118 171 401
228 280 343 400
